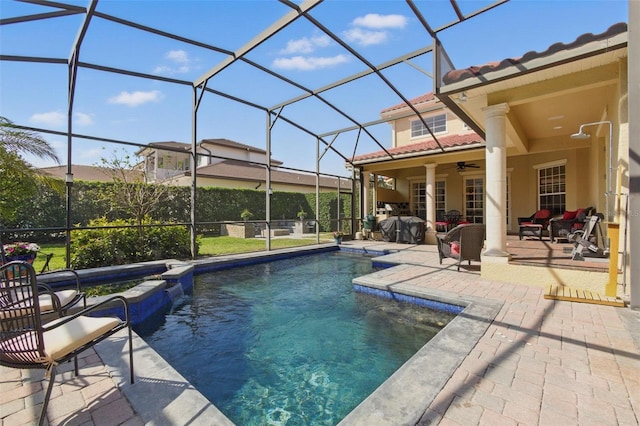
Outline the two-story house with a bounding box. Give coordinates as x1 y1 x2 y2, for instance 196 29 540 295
352 22 629 295
138 138 348 193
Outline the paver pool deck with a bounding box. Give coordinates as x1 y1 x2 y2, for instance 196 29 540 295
2 242 639 425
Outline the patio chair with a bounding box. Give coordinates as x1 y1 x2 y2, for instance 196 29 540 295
549 206 595 243
517 209 551 240
436 223 486 271
0 261 134 426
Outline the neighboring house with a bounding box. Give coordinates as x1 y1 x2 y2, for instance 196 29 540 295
137 139 349 193
352 22 629 294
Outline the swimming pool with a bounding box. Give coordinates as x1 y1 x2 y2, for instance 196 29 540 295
137 252 458 425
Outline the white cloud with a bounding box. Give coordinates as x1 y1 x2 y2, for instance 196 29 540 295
272 55 349 71
74 112 94 126
29 111 65 126
343 28 388 46
352 13 407 29
154 49 195 75
108 90 163 107
279 35 331 54
166 49 189 63
28 111 94 127
77 147 104 161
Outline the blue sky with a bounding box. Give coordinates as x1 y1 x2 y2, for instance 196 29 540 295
0 0 629 177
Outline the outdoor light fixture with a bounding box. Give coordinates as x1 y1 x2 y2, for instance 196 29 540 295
570 120 615 195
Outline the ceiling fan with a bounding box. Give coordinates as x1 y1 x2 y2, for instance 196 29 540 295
456 161 480 171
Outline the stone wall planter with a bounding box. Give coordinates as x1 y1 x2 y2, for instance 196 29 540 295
221 223 255 239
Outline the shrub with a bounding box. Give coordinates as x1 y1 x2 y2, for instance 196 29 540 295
71 217 194 268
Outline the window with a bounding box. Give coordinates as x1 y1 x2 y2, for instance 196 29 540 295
411 182 426 219
410 180 446 221
464 177 484 224
411 113 446 138
506 174 511 228
538 164 566 215
435 180 446 220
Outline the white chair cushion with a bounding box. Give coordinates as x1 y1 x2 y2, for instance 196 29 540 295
39 290 78 312
43 316 120 361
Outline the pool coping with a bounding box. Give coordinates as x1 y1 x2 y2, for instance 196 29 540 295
343 268 503 425
94 246 502 425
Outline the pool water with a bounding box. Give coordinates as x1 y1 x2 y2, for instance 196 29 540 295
137 252 456 425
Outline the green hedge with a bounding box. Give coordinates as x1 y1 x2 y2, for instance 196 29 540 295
8 180 354 239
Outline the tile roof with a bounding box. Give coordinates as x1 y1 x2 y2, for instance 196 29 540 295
40 165 143 182
352 132 483 163
200 138 267 154
147 139 268 154
380 92 438 114
190 160 349 190
443 22 628 85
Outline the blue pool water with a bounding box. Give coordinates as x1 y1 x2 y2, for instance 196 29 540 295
137 252 456 425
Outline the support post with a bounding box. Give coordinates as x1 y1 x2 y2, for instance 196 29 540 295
482 103 510 258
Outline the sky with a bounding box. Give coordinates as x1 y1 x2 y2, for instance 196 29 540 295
0 0 629 177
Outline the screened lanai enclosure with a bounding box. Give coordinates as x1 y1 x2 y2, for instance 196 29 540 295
1 0 509 262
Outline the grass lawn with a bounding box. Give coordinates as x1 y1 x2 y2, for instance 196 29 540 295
31 235 334 272
198 235 332 255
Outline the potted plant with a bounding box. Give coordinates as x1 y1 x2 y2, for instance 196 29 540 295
240 209 254 221
2 241 40 264
333 231 344 244
297 210 306 220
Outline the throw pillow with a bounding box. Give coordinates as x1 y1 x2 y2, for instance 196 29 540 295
450 241 460 255
562 210 577 220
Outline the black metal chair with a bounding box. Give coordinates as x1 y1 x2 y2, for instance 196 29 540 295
0 261 134 426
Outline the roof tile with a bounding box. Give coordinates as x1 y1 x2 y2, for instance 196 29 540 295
352 132 482 162
443 22 627 85
380 92 437 114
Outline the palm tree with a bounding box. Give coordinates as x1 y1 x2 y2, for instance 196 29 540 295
0 117 59 163
0 117 61 225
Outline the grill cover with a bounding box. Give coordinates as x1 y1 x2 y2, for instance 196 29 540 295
378 216 425 244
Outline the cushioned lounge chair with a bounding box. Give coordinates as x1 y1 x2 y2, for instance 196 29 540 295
436 223 486 271
0 261 134 426
517 209 551 240
549 206 595 243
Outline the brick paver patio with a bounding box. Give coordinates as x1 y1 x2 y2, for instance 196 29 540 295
2 242 638 425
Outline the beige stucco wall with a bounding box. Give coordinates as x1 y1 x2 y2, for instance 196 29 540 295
482 261 608 295
393 111 475 149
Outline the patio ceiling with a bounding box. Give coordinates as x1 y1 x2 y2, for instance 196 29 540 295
0 0 508 176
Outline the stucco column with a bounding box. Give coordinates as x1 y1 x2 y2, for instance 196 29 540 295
363 171 370 217
482 103 510 258
425 164 438 244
